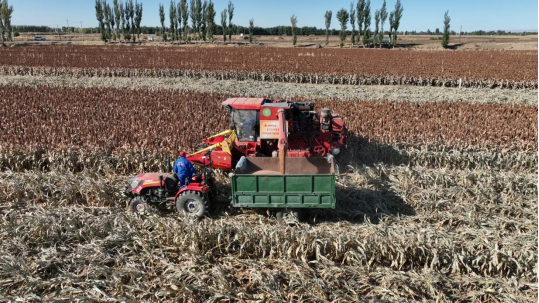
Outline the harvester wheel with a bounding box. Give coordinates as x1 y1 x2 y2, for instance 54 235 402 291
130 196 150 215
176 190 208 219
275 209 301 221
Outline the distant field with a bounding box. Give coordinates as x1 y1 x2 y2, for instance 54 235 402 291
12 32 539 51
1 45 537 88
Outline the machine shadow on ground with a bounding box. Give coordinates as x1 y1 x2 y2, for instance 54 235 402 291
206 135 415 224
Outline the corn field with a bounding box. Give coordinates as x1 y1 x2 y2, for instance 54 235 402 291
0 44 537 301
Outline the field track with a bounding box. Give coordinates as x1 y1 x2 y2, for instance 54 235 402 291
0 45 537 88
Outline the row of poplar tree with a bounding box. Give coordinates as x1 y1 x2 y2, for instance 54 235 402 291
322 0 404 48
158 0 228 43
0 0 13 45
95 0 143 42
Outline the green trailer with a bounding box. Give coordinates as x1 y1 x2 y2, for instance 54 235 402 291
230 157 336 217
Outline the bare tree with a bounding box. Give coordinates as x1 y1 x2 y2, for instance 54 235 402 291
336 8 349 48
324 10 332 46
227 1 234 41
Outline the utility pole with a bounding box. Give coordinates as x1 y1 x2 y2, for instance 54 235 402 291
80 21 84 41
66 19 70 40
459 25 462 43
57 24 61 41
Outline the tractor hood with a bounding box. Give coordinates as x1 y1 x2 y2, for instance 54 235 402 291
134 172 174 182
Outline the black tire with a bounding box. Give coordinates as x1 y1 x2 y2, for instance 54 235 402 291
176 190 208 218
130 196 150 215
275 209 301 221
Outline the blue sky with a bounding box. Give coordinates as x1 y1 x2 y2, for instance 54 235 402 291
11 0 538 31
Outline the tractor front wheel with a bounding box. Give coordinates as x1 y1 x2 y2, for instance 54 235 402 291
176 190 208 219
130 196 150 215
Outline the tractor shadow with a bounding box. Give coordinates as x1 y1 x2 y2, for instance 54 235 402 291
207 134 416 224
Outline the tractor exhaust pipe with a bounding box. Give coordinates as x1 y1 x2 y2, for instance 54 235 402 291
277 109 288 174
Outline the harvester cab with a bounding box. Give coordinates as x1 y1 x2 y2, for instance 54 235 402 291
187 98 346 170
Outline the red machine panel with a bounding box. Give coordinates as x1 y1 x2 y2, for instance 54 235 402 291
222 98 266 110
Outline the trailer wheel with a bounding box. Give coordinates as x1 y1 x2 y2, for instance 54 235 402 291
176 190 208 218
130 196 150 215
275 209 301 221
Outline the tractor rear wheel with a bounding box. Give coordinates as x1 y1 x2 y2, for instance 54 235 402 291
176 190 208 219
130 196 150 215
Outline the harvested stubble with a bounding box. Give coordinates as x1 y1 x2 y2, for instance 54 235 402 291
0 86 536 155
1 74 538 105
0 162 536 301
0 46 537 88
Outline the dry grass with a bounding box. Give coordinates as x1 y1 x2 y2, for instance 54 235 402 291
0 159 536 301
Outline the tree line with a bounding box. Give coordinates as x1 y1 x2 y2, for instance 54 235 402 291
94 0 143 42
318 0 403 48
0 0 13 45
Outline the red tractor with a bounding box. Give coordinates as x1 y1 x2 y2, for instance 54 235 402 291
124 98 346 218
124 151 215 218
187 98 346 170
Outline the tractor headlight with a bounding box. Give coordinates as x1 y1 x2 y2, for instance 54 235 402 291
331 147 341 155
129 178 142 189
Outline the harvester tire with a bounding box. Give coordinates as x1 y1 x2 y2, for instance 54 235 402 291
176 190 208 219
275 209 301 221
130 196 150 215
